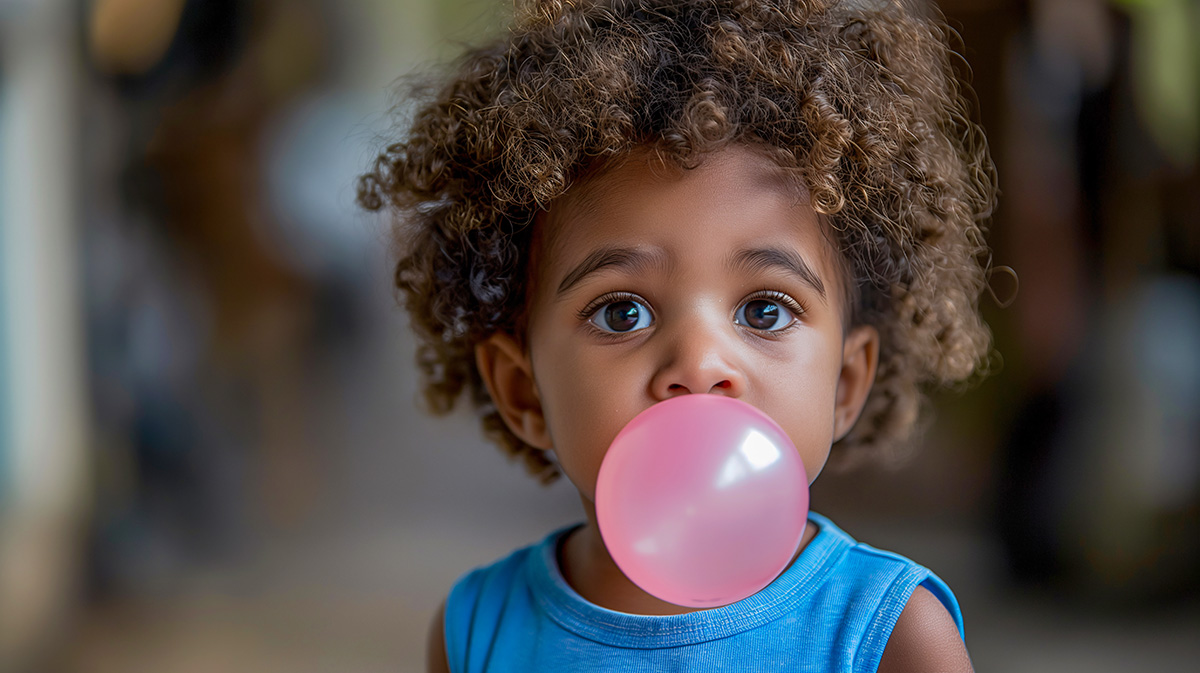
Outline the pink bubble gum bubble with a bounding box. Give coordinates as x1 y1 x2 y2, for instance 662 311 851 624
595 395 810 609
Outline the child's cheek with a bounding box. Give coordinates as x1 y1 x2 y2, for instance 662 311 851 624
792 419 834 485
761 354 840 484
538 376 626 502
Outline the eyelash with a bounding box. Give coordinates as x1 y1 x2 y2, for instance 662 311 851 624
743 290 807 323
577 291 645 322
577 290 808 337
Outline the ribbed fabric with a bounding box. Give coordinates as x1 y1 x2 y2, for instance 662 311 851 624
444 512 964 673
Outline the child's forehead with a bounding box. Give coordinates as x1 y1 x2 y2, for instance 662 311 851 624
529 143 850 304
541 144 814 250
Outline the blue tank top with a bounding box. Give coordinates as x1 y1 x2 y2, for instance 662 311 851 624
444 512 964 673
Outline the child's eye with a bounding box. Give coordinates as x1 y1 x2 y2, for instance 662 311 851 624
734 294 800 332
590 298 653 333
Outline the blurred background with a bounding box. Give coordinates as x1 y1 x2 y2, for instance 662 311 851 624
0 0 1197 671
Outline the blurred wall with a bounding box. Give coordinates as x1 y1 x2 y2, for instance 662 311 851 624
1 0 88 669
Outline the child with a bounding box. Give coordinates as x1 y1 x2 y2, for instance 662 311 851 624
358 0 995 670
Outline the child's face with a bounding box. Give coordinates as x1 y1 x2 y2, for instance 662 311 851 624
478 144 878 503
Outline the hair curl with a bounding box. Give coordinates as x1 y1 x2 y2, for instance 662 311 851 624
358 0 998 482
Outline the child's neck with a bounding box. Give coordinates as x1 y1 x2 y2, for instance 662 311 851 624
558 498 819 616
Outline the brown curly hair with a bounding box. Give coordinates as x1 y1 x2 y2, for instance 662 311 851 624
357 0 997 482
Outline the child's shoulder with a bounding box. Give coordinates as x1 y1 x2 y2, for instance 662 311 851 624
446 528 563 608
440 526 573 671
812 513 965 637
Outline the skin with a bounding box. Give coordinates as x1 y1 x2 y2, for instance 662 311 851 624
429 144 972 672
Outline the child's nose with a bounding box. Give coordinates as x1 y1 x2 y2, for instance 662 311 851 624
648 327 747 400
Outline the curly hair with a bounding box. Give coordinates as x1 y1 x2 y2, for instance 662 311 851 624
358 0 997 482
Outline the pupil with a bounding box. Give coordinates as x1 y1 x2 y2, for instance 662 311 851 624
747 300 779 328
605 301 640 331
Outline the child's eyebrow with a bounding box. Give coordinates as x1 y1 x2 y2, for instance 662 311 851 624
556 246 669 297
728 247 827 304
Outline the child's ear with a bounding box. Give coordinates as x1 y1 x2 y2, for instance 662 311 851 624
833 325 880 442
475 333 552 450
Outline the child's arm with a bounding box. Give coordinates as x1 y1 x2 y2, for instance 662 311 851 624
876 586 974 673
427 600 450 673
